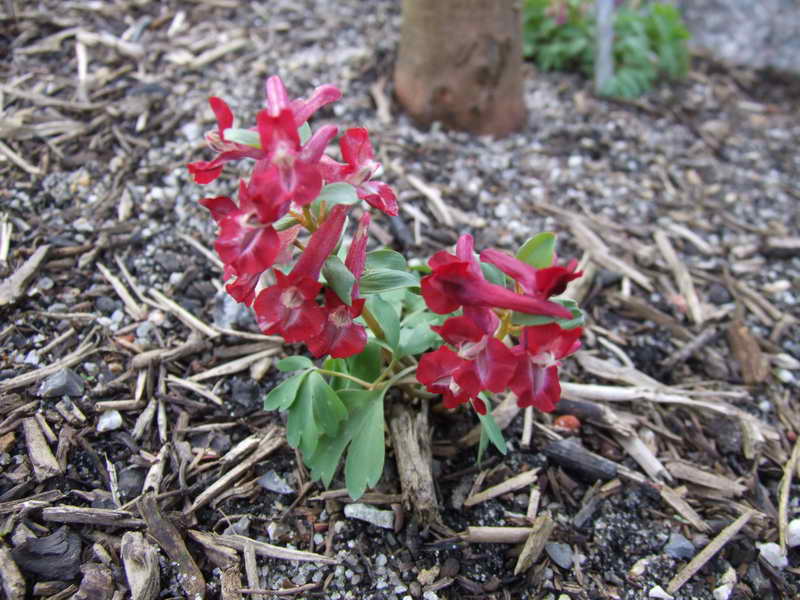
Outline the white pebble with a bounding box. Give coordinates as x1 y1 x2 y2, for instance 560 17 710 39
648 585 674 599
757 542 788 569
787 519 800 547
97 410 123 432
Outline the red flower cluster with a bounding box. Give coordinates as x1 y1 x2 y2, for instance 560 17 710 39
417 235 583 414
190 76 395 357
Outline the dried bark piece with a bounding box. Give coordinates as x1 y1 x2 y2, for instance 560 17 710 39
0 245 49 307
11 525 82 580
137 493 205 599
665 461 746 497
121 531 160 600
73 562 113 600
21 417 63 482
514 513 555 575
0 542 26 600
727 320 769 384
654 230 704 325
389 401 438 525
188 530 339 565
464 468 540 507
542 438 618 482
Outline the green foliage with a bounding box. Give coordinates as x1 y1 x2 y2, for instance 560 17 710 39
522 0 690 98
511 297 585 329
516 232 557 269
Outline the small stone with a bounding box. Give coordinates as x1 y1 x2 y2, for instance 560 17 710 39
712 584 733 600
787 519 800 547
95 296 118 314
664 533 695 559
37 276 54 291
257 471 294 495
118 467 145 500
72 217 94 233
648 585 674 599
213 291 257 330
38 368 85 397
223 516 251 536
96 410 122 433
757 542 788 569
544 542 573 569
440 557 459 578
343 503 395 530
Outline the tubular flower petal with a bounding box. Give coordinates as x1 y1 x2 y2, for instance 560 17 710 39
187 97 266 184
264 75 342 126
417 346 476 409
509 324 583 411
319 128 398 216
253 271 326 342
307 292 367 358
480 248 582 298
251 204 351 342
345 212 371 297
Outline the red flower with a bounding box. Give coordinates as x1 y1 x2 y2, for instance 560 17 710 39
417 346 476 409
432 315 517 396
508 324 583 411
320 128 398 216
421 235 572 319
306 213 372 358
253 205 350 341
254 110 338 208
187 97 267 184
480 249 582 299
307 291 367 358
264 75 341 127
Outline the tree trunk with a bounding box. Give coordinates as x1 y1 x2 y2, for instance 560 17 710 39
394 0 527 137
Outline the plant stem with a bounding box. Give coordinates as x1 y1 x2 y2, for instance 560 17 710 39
315 368 373 389
370 358 398 389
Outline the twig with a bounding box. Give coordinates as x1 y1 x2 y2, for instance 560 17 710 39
778 437 800 553
464 468 539 507
406 174 454 227
188 530 339 565
189 348 281 382
654 230 704 324
150 287 220 338
667 510 755 593
0 245 50 307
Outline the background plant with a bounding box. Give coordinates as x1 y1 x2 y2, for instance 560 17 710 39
523 0 691 98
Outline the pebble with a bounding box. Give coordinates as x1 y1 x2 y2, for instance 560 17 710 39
757 542 788 569
343 503 395 530
118 467 145 500
544 542 573 569
648 585 674 599
37 276 54 290
787 518 800 547
95 296 118 314
72 217 94 232
663 532 695 559
213 291 256 330
38 368 85 397
257 470 295 495
96 410 122 432
712 584 733 600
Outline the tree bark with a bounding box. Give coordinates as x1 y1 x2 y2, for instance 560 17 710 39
394 0 527 137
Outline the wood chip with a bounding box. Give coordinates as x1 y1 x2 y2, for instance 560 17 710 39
514 513 555 575
0 245 50 307
166 375 224 406
667 510 755 593
726 320 769 384
42 505 144 528
778 437 800 553
464 468 540 507
21 417 63 481
188 427 284 513
138 493 206 599
188 530 339 565
150 287 220 339
97 261 146 320
654 230 704 324
461 526 533 544
188 348 280 382
0 542 26 600
121 532 160 600
665 461 746 497
406 174 454 227
570 220 653 291
658 486 711 533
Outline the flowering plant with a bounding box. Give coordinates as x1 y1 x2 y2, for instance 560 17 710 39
189 76 585 499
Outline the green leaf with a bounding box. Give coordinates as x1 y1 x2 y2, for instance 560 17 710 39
264 371 308 411
342 388 386 499
480 261 507 287
359 270 419 295
276 356 314 372
399 322 442 358
511 298 585 329
222 128 261 148
365 249 407 272
308 372 347 437
365 294 400 351
287 372 347 458
316 182 359 208
345 340 382 383
477 394 508 462
322 255 355 306
298 122 311 145
516 232 556 268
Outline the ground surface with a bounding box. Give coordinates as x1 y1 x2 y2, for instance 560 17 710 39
1 1 800 599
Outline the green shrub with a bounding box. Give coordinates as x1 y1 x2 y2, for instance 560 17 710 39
522 0 691 98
